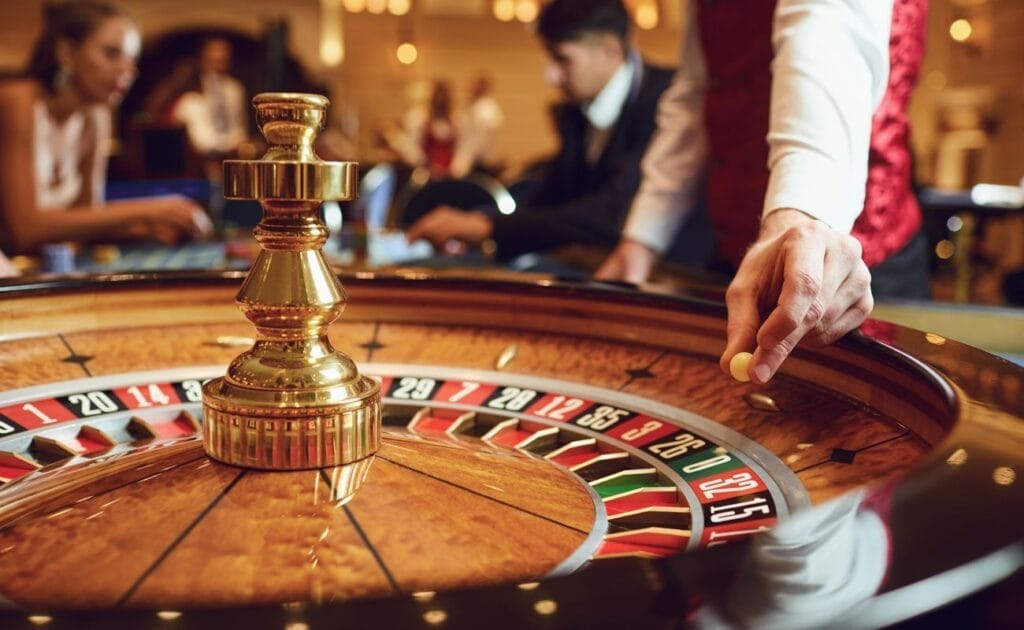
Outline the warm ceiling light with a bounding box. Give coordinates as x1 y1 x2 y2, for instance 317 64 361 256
397 42 418 64
635 0 658 30
320 0 345 67
343 0 366 12
388 0 411 15
493 0 515 21
515 0 538 23
949 18 972 42
320 39 344 67
366 0 387 14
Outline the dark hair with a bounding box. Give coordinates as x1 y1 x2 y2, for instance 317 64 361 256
429 80 453 119
537 0 630 45
25 1 131 93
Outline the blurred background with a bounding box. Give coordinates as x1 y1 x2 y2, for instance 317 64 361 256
1 0 1023 312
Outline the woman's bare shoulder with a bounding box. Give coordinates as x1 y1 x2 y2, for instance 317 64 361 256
0 80 39 133
0 79 41 104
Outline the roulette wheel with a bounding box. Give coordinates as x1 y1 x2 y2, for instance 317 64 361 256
0 270 1022 628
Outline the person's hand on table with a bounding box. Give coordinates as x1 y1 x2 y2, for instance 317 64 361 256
722 208 873 384
406 205 493 254
0 250 19 278
594 238 659 284
119 195 213 244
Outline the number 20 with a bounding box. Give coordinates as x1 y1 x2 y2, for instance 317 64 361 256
67 391 118 416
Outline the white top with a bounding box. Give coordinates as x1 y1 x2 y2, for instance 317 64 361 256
451 95 504 178
173 74 248 155
34 101 86 210
623 0 894 254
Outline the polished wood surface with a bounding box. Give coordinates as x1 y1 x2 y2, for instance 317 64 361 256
0 446 239 608
0 432 594 608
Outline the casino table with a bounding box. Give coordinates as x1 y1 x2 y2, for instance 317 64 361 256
0 270 1021 628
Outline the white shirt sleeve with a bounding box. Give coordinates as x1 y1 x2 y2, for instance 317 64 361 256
623 0 894 253
622 0 707 254
172 92 214 154
224 77 249 152
764 0 894 233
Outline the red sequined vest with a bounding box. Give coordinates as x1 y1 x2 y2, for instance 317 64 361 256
698 0 927 267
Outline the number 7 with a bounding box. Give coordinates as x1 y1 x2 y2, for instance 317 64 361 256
448 382 479 403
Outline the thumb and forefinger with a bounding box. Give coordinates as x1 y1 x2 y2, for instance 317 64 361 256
721 280 761 380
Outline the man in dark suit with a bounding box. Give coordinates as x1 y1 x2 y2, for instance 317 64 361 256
406 0 711 268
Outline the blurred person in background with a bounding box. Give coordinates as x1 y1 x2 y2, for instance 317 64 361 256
407 0 711 269
451 74 504 179
171 36 249 167
387 80 458 179
0 0 210 255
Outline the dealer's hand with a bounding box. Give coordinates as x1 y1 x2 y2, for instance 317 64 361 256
721 209 873 384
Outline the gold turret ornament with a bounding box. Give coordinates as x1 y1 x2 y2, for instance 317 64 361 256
202 93 381 470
